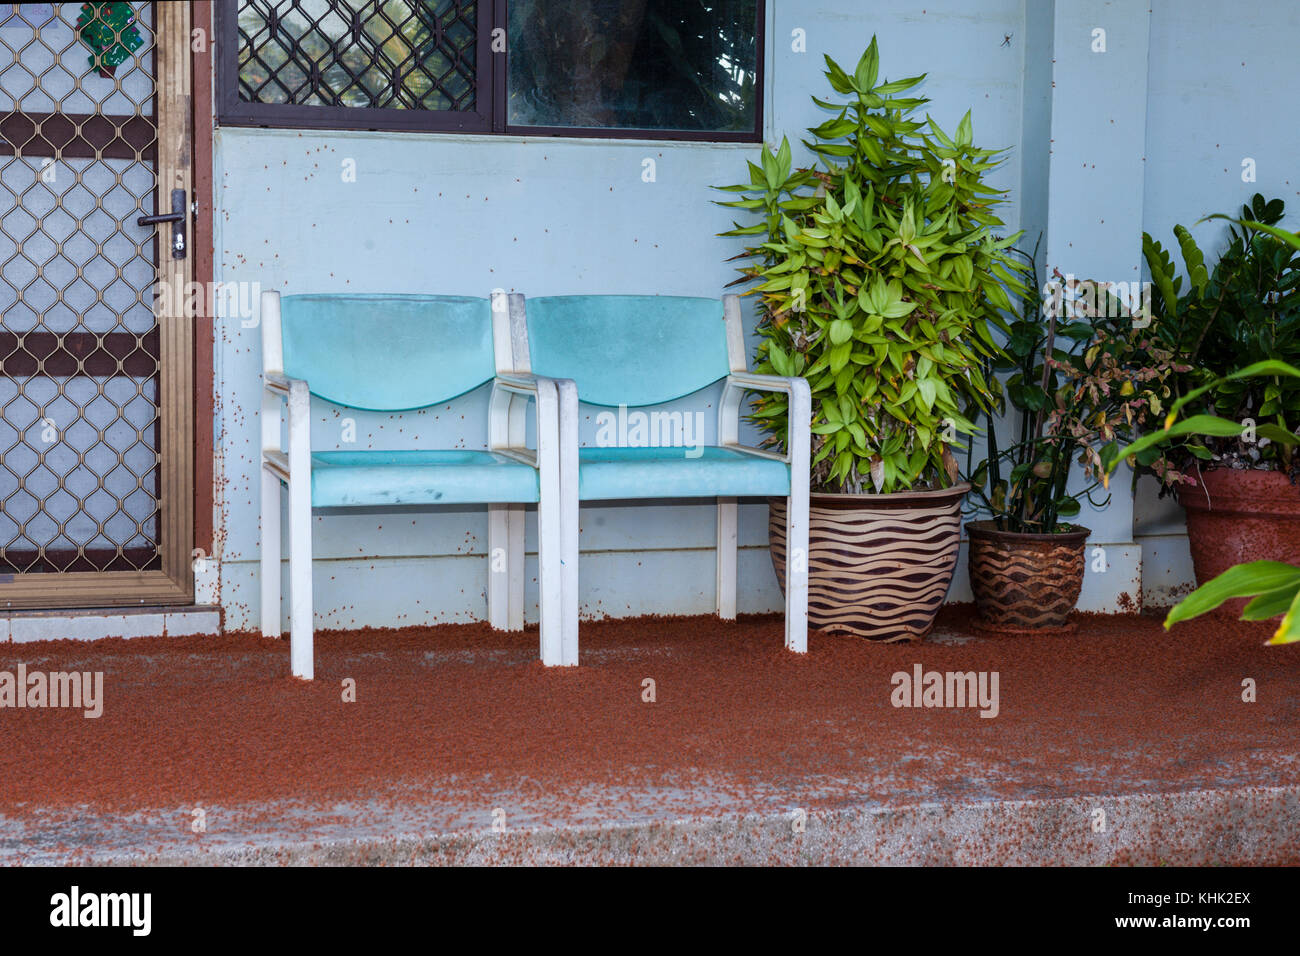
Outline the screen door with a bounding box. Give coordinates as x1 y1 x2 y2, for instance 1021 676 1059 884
0 1 192 607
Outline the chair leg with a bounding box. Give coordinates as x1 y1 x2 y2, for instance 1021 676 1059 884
507 504 525 631
288 468 314 679
716 496 738 619
784 491 809 654
287 383 314 680
533 378 571 666
537 500 563 666
556 380 579 666
260 466 281 638
487 503 508 629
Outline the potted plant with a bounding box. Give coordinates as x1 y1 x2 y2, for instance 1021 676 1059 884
1142 195 1300 594
717 38 1026 641
1109 360 1300 643
1104 216 1300 639
964 258 1188 633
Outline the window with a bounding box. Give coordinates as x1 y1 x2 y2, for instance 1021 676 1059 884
216 0 764 141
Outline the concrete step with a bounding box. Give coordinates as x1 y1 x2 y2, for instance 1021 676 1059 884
1 605 221 643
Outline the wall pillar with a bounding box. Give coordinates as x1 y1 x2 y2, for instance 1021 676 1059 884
1042 0 1151 611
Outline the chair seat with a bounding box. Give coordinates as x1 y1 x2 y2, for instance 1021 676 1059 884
310 450 539 507
577 446 790 501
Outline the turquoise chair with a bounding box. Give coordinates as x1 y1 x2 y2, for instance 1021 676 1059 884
259 291 570 678
497 293 811 662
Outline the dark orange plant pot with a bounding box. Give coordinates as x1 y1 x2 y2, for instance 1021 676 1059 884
1179 468 1300 614
769 483 968 643
967 521 1091 635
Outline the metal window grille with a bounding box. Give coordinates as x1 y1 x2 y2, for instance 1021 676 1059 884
237 0 477 110
219 0 494 133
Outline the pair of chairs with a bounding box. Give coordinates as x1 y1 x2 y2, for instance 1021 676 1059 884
260 291 810 679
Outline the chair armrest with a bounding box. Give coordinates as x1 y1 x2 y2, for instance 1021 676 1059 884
489 373 577 462
719 373 812 466
264 371 309 397
724 371 810 396
262 373 310 468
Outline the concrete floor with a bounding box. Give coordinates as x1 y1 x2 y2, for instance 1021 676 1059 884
1 609 1296 865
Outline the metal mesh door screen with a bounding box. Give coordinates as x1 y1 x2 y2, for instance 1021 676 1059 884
0 2 160 575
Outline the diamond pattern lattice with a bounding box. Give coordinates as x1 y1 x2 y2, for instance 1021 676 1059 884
236 0 477 111
0 2 160 573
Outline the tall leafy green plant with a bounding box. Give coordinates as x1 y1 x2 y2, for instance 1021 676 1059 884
716 37 1026 494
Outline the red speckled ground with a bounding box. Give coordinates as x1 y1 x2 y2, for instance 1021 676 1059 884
0 606 1296 862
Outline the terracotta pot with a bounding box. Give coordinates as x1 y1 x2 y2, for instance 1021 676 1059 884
967 521 1091 634
769 483 968 642
1179 468 1300 613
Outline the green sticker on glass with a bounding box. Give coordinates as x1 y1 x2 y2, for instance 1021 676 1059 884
76 2 143 78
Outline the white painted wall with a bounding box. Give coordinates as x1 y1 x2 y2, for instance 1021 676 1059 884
207 0 1296 628
210 0 1030 630
1136 0 1300 605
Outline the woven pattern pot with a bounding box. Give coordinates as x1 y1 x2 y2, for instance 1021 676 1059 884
769 484 968 642
967 521 1090 633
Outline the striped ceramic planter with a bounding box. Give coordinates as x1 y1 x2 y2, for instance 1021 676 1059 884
769 484 968 642
966 521 1090 634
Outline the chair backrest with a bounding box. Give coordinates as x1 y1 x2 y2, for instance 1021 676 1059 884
522 295 734 406
266 293 495 411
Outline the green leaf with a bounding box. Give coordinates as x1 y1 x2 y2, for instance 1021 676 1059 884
1111 414 1247 466
1202 215 1300 253
853 36 880 92
1054 497 1082 518
1241 587 1300 621
1256 423 1300 447
875 73 926 95
828 318 854 345
775 137 792 182
1165 561 1300 627
916 378 937 411
823 55 853 94
829 341 852 374
1267 582 1300 644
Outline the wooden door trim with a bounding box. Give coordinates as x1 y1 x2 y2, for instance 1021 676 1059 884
192 0 215 570
155 0 195 601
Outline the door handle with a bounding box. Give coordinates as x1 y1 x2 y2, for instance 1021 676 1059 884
137 188 187 259
137 211 183 225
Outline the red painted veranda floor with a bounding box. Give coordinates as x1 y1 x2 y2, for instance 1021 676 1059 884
0 605 1295 830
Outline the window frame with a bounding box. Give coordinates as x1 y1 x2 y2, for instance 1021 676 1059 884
216 0 765 143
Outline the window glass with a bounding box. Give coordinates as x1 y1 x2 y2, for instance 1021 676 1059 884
507 0 759 134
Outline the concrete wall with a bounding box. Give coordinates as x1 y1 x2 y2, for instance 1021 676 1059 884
210 0 1030 630
1135 0 1300 605
205 0 1299 629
